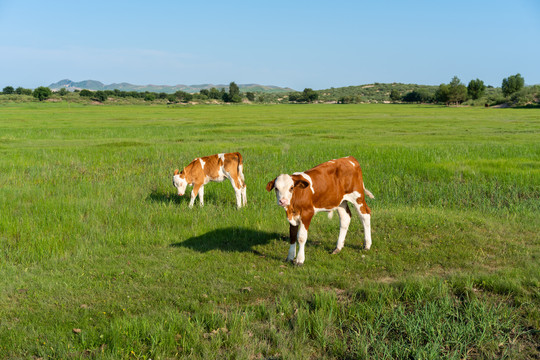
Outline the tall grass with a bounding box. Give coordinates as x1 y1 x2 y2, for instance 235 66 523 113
0 103 538 358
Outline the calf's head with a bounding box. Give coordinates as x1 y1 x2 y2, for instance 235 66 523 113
172 169 188 196
266 174 309 207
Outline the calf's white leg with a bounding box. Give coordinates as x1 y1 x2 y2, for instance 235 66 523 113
198 185 204 207
228 178 243 208
359 212 372 249
295 223 308 265
241 186 247 207
189 189 197 208
351 200 372 250
234 187 242 208
333 202 351 254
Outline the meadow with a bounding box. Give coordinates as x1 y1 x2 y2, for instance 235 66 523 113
0 103 538 359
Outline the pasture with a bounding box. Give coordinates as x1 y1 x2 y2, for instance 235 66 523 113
0 103 538 359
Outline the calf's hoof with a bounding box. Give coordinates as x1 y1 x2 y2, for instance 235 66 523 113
293 260 304 266
331 248 341 255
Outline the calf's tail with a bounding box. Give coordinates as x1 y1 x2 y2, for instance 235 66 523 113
236 152 246 187
363 183 375 199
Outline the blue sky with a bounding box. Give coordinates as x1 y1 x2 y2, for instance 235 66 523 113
1 0 539 90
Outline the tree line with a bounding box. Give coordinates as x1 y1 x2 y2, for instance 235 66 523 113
2 74 537 106
1 82 256 103
389 73 529 105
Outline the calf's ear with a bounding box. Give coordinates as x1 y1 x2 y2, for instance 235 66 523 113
266 179 276 192
174 169 180 175
294 179 309 189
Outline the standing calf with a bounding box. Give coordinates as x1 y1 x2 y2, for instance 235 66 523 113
266 156 374 265
173 152 247 208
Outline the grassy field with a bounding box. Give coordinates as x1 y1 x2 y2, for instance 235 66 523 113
0 103 538 359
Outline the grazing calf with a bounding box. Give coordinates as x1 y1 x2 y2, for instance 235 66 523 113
266 156 374 265
173 152 247 208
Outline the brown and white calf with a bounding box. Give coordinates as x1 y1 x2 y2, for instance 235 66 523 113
266 156 374 265
173 152 247 208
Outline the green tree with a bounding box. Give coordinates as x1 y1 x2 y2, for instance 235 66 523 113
196 92 208 101
302 88 318 102
2 86 14 94
79 89 93 97
144 93 156 101
402 90 432 103
208 88 221 99
288 92 302 102
467 79 486 100
435 84 450 104
502 73 524 97
338 95 360 104
229 82 240 97
246 92 255 101
57 88 68 96
288 89 319 103
230 94 242 103
32 87 52 101
447 76 468 104
93 90 108 102
225 82 241 103
15 87 32 95
390 89 401 102
174 91 193 102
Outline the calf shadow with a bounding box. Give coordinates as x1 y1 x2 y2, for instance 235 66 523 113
171 227 284 256
148 190 184 205
147 190 220 206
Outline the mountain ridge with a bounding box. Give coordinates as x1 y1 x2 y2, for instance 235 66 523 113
48 79 295 94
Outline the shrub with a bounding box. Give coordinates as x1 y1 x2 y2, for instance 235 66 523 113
510 86 539 106
288 88 319 103
93 90 108 102
302 88 319 102
502 73 524 97
174 91 193 102
79 89 93 97
32 87 52 101
467 79 486 100
435 84 450 104
486 94 507 106
390 89 401 102
448 76 468 104
338 95 362 104
288 92 302 102
403 89 432 103
16 87 33 95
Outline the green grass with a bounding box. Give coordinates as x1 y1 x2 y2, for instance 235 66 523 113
0 103 538 359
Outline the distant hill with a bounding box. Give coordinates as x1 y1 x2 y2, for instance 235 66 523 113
316 82 505 103
317 83 439 102
48 79 295 94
